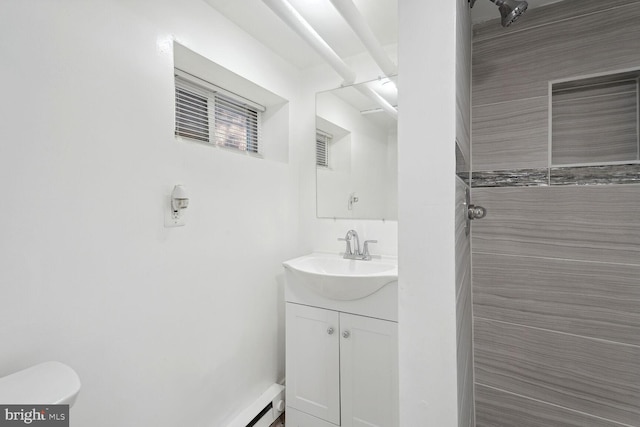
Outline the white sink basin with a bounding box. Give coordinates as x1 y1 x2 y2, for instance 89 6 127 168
283 253 398 301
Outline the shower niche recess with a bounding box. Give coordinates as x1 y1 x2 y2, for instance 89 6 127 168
551 69 640 167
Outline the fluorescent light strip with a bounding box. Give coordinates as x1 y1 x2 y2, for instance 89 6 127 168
262 0 356 85
329 0 397 77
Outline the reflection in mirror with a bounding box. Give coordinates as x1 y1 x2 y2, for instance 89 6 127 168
316 77 398 220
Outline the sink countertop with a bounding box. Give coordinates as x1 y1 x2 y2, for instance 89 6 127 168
283 252 398 322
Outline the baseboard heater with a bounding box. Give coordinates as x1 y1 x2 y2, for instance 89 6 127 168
227 383 285 427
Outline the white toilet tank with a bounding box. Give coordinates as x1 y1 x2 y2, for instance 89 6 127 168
0 362 81 407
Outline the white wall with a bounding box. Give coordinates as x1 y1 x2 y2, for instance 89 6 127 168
386 129 399 221
398 0 459 426
0 1 301 426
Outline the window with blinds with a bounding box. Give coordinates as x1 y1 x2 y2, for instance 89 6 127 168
316 130 331 168
175 73 262 154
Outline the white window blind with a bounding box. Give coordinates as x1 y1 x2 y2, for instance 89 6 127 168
175 72 263 154
214 92 260 153
175 82 210 143
316 130 331 168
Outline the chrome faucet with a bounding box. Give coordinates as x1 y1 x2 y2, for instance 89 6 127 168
346 229 360 256
338 229 377 260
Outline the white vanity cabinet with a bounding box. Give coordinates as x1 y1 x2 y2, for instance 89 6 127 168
286 302 398 427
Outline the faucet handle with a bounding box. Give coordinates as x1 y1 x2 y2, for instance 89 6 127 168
362 240 378 259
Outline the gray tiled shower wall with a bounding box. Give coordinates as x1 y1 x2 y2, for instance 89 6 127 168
455 0 474 426
471 0 640 426
455 176 473 427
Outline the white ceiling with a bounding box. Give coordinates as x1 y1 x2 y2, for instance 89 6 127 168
203 0 563 70
204 0 397 70
203 0 564 129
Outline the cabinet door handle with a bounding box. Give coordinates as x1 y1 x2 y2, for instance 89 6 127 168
327 327 334 335
342 330 350 339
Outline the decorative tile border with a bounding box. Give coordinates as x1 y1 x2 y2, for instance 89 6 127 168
471 164 640 188
550 164 640 186
471 169 549 188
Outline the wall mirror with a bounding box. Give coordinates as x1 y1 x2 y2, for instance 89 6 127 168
315 77 398 220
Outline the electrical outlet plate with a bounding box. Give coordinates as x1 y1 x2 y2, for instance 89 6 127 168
164 196 186 227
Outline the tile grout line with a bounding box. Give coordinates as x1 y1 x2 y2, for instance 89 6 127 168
474 382 638 427
471 250 640 268
472 95 547 109
473 316 640 350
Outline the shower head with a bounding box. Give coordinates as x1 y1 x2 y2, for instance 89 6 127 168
492 0 528 27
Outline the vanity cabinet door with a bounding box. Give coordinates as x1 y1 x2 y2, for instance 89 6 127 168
285 407 340 427
339 313 398 427
286 303 341 425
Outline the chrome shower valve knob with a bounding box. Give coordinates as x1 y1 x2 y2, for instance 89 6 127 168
467 205 487 220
